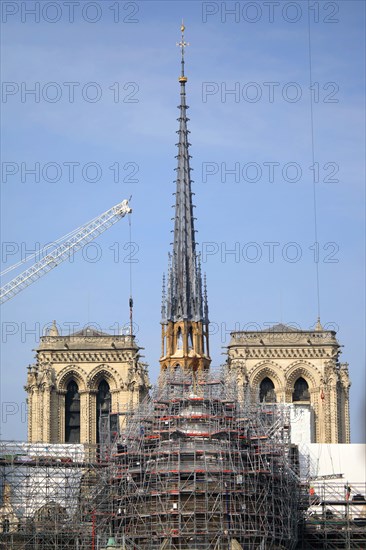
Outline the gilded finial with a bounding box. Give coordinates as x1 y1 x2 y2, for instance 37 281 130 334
177 20 189 83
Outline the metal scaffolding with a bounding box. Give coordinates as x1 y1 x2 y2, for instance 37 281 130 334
0 442 109 549
101 370 304 549
299 480 366 549
0 374 365 549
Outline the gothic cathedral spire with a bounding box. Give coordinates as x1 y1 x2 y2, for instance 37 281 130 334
160 24 210 373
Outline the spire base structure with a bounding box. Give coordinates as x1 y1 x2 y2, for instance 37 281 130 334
160 319 210 374
160 24 211 375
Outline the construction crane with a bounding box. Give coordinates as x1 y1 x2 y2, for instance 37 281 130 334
0 199 132 305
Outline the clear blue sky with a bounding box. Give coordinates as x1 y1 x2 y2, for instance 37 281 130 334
1 1 365 442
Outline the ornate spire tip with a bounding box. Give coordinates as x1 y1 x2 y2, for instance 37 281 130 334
177 20 189 83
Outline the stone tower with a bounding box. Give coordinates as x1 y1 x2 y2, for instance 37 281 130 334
159 24 210 374
26 325 149 444
227 321 351 443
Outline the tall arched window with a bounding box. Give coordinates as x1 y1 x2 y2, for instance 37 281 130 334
176 328 183 350
96 380 111 443
259 377 276 403
188 328 193 350
293 377 310 402
65 380 80 443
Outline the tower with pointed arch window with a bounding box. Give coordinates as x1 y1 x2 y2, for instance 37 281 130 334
26 324 149 444
227 322 351 443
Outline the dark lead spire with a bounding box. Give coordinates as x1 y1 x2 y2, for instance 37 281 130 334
162 23 205 324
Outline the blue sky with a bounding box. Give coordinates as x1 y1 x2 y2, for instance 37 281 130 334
1 1 365 442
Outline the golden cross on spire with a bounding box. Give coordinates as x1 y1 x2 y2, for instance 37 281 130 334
177 20 189 52
177 20 189 82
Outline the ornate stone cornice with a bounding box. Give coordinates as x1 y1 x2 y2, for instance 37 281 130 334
228 330 339 348
228 346 335 360
38 334 138 351
37 351 135 364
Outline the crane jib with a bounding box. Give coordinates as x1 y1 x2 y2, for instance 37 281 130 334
0 199 132 305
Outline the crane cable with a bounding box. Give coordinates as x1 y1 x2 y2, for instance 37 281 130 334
307 0 321 321
128 210 134 337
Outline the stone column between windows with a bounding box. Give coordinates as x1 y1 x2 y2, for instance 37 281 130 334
88 390 98 445
311 387 322 443
277 386 286 403
31 387 40 442
329 381 339 443
309 387 318 443
344 386 351 444
38 387 44 442
49 389 58 443
27 389 34 442
57 389 66 443
78 390 89 445
42 385 51 443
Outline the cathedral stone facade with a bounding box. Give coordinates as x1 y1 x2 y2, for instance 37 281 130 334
227 322 351 443
25 322 149 444
25 25 351 448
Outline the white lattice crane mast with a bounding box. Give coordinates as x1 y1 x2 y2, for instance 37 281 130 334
0 199 132 305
